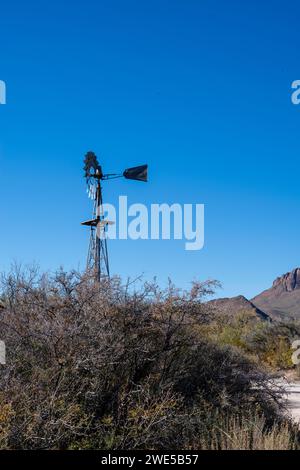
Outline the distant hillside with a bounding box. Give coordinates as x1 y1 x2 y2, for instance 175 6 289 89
252 268 300 320
208 295 270 321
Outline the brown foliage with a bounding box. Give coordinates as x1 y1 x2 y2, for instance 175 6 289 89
0 267 296 449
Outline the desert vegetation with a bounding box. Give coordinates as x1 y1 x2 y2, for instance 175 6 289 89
209 308 300 372
0 266 298 450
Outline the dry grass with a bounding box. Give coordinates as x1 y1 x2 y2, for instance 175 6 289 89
196 413 297 450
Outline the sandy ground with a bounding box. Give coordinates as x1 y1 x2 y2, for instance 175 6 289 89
284 382 300 424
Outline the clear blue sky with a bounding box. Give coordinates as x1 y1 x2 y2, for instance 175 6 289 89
1 0 300 298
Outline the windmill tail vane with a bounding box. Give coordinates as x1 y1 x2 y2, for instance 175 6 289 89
81 151 148 282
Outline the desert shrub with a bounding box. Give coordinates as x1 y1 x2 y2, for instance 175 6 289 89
244 321 300 370
0 394 14 449
0 266 296 449
211 310 259 350
208 308 300 371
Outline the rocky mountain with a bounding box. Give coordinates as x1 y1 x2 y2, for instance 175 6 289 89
208 295 270 321
209 268 300 322
251 268 300 320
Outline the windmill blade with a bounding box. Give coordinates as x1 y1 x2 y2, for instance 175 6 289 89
84 151 103 178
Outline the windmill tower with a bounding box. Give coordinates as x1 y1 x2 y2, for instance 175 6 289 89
82 151 148 282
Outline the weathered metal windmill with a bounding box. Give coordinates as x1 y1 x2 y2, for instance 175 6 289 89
82 151 148 282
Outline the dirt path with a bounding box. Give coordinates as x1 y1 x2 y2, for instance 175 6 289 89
284 382 300 424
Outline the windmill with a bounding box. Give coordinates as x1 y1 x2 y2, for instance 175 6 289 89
82 151 148 282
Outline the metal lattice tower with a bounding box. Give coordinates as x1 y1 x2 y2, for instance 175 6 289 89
85 174 110 281
82 151 148 282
